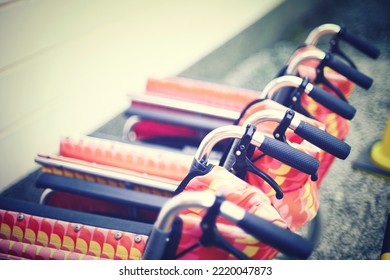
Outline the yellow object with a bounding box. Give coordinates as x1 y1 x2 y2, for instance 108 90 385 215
380 252 390 260
371 115 390 171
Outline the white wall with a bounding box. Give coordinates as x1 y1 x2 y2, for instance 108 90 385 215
0 0 283 191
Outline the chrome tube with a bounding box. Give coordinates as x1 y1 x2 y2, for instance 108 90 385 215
259 75 315 100
285 49 326 76
304 23 341 46
122 115 141 141
193 125 265 163
144 191 246 259
242 109 301 131
153 192 245 232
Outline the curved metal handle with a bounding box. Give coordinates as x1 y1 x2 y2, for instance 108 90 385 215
143 191 313 260
259 75 356 120
285 48 373 89
304 23 341 45
305 23 380 59
194 125 264 164
242 109 351 159
195 125 319 176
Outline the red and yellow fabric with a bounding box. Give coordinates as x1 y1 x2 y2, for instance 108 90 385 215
0 239 101 260
59 135 193 182
177 166 288 259
0 210 147 260
245 147 320 232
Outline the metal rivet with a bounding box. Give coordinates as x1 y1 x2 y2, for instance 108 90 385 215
115 232 122 240
73 224 81 232
292 96 298 102
235 150 241 156
275 133 280 138
134 235 142 243
128 131 137 142
17 214 24 221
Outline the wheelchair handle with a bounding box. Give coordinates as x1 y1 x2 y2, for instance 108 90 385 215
143 192 313 260
305 23 341 45
242 109 351 159
195 125 319 176
260 75 356 120
286 48 373 90
305 23 380 59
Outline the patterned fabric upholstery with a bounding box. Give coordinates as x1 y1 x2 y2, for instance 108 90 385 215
0 209 147 260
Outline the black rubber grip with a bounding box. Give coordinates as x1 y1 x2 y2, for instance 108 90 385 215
295 121 351 159
325 53 373 89
238 212 313 259
339 28 380 59
258 136 319 176
308 86 356 120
